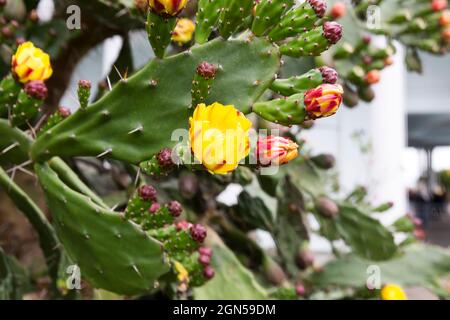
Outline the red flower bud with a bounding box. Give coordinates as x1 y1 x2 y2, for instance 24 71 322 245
432 0 447 12
203 266 215 280
78 79 91 89
308 0 327 18
138 185 157 202
304 84 343 119
196 61 217 80
363 34 372 44
176 220 192 231
157 148 174 168
198 247 213 257
323 21 343 45
365 70 381 85
149 202 161 214
24 80 48 100
190 224 207 243
198 254 211 266
58 107 71 118
295 284 306 297
330 2 347 19
257 136 299 166
167 200 183 217
318 66 338 84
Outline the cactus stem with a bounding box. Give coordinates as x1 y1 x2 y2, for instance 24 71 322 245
1 141 19 154
96 148 113 158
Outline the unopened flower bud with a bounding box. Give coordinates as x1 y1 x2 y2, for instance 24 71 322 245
196 61 217 80
190 224 207 243
198 254 211 266
296 248 315 270
443 28 450 42
365 70 381 85
138 185 157 202
431 0 447 12
157 148 174 168
24 80 48 100
198 247 213 257
167 200 183 217
149 202 161 214
308 0 327 18
310 154 336 170
315 196 339 218
257 136 299 167
440 11 450 26
318 66 338 84
323 21 343 45
304 84 343 119
58 107 71 118
295 284 306 297
176 220 192 231
203 266 215 280
330 2 346 19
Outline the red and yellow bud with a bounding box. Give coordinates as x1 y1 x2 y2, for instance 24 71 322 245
172 18 195 44
11 41 53 83
189 103 252 175
304 84 343 119
440 10 450 26
381 284 407 300
365 69 381 85
257 136 299 166
148 0 189 16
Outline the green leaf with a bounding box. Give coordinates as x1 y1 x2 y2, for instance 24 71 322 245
35 162 170 295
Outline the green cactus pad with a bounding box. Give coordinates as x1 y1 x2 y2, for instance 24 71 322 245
146 11 177 59
335 204 397 261
311 244 450 294
252 0 295 36
253 93 307 126
0 75 21 117
218 0 254 39
280 26 331 58
31 38 280 164
35 162 170 295
268 1 322 42
0 119 31 167
10 89 42 127
195 0 225 44
270 68 323 96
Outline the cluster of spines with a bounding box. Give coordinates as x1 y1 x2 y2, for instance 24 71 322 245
124 184 214 289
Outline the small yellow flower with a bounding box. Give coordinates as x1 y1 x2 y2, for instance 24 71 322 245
172 18 195 44
174 261 189 283
381 284 407 300
148 0 189 16
11 42 53 84
189 103 252 175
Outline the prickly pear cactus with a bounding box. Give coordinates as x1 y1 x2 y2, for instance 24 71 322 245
30 0 344 165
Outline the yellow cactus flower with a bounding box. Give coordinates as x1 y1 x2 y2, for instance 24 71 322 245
148 0 189 16
11 42 53 84
189 103 252 175
172 18 195 44
381 284 407 300
174 261 189 283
